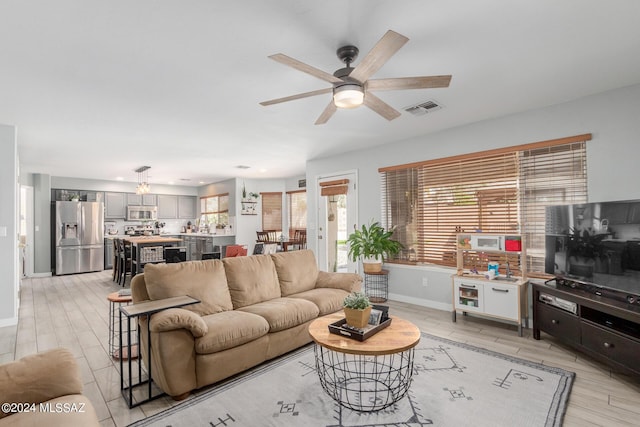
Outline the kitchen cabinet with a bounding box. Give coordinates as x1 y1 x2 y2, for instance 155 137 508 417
157 195 178 219
183 235 219 260
127 193 158 206
178 196 198 219
105 192 126 219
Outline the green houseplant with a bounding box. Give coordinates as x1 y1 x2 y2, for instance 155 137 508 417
343 291 372 328
347 221 402 273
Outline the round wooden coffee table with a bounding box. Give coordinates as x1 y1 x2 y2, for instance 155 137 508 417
308 312 421 412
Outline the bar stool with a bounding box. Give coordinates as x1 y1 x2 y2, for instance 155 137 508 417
117 239 132 286
112 239 119 282
107 291 138 359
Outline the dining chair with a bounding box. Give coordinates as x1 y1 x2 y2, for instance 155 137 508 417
225 245 248 257
256 231 269 243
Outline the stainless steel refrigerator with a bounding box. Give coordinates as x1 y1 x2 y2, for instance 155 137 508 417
54 201 104 275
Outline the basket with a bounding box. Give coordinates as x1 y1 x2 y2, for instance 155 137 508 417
140 246 164 263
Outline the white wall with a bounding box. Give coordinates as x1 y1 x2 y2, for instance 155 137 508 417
0 124 18 326
306 83 640 309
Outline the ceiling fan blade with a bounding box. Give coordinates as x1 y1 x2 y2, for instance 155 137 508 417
364 92 401 121
260 88 332 106
349 30 409 83
315 101 337 125
366 75 452 91
269 53 343 84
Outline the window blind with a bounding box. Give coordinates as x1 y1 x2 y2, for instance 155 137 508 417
287 190 307 236
261 192 283 231
519 142 587 274
380 134 589 272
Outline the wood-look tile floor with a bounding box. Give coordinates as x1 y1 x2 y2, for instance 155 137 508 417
1 270 639 426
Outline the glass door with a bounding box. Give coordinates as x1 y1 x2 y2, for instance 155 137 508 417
317 172 357 273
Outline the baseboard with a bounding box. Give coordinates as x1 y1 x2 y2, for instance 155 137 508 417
29 272 52 278
388 293 453 312
388 295 529 329
0 317 18 328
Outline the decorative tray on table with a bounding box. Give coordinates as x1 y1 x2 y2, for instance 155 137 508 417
328 305 392 341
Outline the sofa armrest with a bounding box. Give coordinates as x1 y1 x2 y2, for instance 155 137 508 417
315 271 362 293
149 308 208 337
0 348 83 420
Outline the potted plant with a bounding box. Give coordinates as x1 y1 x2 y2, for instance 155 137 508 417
343 291 372 328
347 221 402 273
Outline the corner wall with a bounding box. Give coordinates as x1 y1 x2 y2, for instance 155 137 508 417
0 124 18 326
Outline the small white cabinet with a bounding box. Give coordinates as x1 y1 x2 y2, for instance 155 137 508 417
452 233 528 336
452 276 526 335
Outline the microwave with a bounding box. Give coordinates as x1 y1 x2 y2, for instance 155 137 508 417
127 205 158 221
469 235 504 251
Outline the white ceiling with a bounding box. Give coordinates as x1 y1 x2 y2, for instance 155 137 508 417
2 0 640 186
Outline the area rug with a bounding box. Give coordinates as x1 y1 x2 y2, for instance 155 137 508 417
129 332 574 427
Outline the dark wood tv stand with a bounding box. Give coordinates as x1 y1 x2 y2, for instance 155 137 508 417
532 281 640 378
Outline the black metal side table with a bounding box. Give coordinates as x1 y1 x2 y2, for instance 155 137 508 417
364 269 389 303
119 295 200 408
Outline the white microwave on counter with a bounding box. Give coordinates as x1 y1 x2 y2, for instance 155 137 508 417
127 205 158 221
469 235 505 251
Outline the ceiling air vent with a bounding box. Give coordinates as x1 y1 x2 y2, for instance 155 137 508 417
404 99 443 116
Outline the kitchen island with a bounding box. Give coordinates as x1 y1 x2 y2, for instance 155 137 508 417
124 236 183 276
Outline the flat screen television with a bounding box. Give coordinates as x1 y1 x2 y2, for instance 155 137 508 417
545 199 640 298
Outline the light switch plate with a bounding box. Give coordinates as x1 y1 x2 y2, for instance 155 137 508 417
0 226 7 237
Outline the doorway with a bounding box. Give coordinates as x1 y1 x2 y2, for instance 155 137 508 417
20 185 34 277
317 172 357 273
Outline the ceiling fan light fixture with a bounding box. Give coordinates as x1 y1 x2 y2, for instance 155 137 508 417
333 84 364 109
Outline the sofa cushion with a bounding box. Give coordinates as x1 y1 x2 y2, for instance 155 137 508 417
195 311 269 354
289 288 351 316
143 260 233 316
238 297 319 333
223 255 281 309
270 250 319 296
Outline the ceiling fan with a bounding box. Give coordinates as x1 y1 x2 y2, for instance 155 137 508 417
260 30 452 125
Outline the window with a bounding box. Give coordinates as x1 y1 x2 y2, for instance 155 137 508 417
261 192 283 231
380 134 589 274
287 190 307 236
200 193 229 228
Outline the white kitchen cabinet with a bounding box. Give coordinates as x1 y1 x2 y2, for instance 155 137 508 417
178 195 197 219
127 193 157 206
105 192 126 219
157 195 178 219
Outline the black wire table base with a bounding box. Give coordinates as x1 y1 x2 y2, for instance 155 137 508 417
313 344 415 412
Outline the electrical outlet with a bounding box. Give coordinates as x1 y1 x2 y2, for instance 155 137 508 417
422 277 429 287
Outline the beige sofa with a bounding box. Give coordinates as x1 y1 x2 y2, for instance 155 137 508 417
130 249 362 398
0 348 100 427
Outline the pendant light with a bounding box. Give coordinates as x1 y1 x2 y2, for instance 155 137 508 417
135 166 151 195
